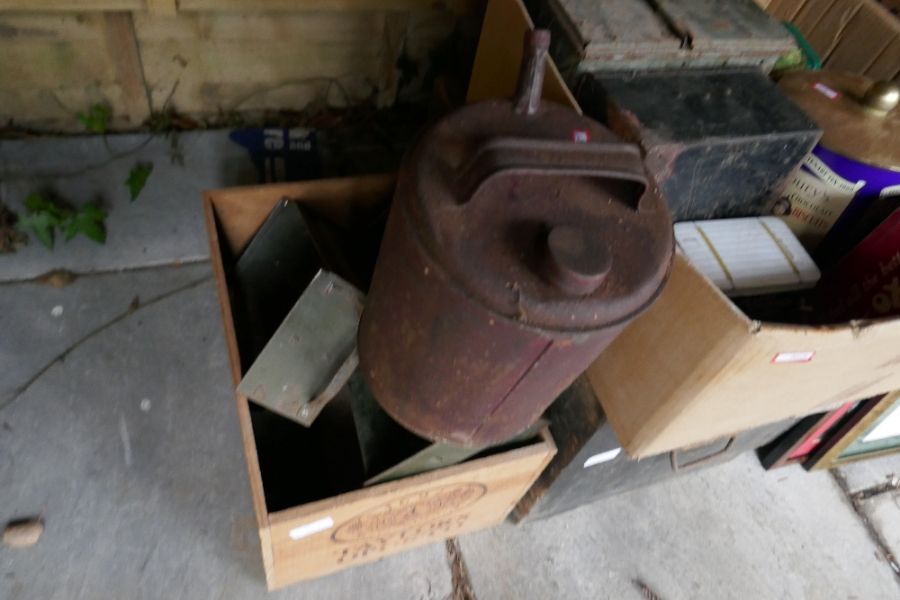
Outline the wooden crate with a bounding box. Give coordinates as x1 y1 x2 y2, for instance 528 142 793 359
202 174 556 589
588 253 900 458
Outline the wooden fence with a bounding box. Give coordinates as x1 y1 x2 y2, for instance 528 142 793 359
3 0 896 130
0 1 476 130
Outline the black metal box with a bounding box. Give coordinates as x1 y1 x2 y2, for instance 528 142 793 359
576 69 821 221
512 377 795 523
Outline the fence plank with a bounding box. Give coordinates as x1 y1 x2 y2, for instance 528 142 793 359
132 10 453 115
0 13 129 129
146 0 177 17
102 12 151 124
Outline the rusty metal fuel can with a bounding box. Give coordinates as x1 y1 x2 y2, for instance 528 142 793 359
358 31 674 447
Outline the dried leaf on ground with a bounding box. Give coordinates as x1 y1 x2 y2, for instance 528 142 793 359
35 269 78 288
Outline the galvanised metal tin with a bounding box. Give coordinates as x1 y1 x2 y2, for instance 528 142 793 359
511 376 797 523
357 31 674 447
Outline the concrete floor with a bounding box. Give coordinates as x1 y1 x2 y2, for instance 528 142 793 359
2 132 899 600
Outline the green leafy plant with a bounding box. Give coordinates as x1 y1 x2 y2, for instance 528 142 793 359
126 163 154 201
76 104 112 133
63 204 107 244
17 194 107 249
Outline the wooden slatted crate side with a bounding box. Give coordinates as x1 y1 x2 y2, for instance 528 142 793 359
801 0 864 60
858 2 900 80
203 191 281 587
789 0 839 37
777 0 808 21
264 432 555 587
761 0 900 80
866 35 900 80
202 174 557 588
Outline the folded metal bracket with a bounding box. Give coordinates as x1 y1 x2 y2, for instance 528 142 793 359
237 270 364 427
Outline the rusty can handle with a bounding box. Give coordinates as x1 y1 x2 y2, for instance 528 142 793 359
456 137 651 295
456 137 648 208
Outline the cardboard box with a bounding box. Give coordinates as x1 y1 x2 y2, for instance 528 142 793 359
764 0 900 81
588 253 900 458
203 175 556 588
466 0 900 460
470 0 900 459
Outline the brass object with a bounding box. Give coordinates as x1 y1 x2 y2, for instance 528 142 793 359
861 81 900 115
778 71 900 170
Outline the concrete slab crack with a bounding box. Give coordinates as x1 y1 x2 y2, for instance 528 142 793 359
830 469 900 584
0 274 212 414
0 134 156 181
852 478 900 503
445 538 477 600
0 258 209 286
633 578 665 600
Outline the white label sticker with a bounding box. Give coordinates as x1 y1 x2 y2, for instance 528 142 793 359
288 516 334 541
572 129 590 143
813 82 840 100
772 351 815 364
583 448 622 468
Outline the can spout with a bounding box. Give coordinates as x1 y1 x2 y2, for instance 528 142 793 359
514 29 550 116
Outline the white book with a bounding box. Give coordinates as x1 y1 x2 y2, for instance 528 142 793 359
674 217 820 298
